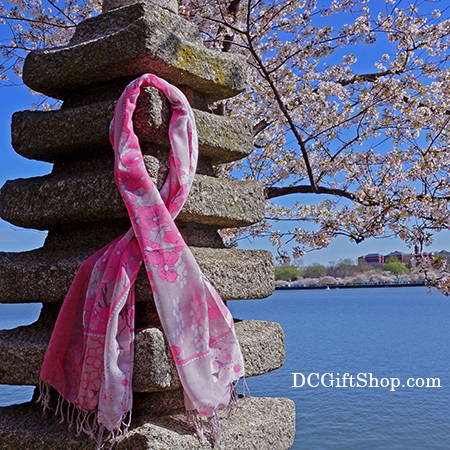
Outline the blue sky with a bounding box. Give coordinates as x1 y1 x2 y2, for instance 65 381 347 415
0 84 52 253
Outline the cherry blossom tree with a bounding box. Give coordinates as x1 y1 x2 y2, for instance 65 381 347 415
0 1 101 83
2 0 450 290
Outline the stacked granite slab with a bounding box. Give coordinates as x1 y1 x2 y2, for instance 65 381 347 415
0 0 295 448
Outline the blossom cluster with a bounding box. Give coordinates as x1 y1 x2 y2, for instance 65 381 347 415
0 0 100 100
179 0 450 287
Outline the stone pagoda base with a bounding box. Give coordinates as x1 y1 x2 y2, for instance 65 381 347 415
0 397 295 449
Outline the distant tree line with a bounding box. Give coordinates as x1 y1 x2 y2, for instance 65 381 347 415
275 257 416 282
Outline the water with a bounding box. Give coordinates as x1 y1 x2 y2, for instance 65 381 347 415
1 288 449 449
229 287 450 449
0 303 41 407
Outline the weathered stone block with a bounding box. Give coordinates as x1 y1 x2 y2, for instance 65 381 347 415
42 221 226 254
11 101 115 161
133 389 186 417
235 320 285 378
0 247 274 303
135 88 254 164
0 396 296 449
0 320 52 386
0 320 284 390
22 3 248 102
124 319 286 391
189 248 275 301
132 327 179 392
12 90 253 164
181 175 264 227
0 173 264 230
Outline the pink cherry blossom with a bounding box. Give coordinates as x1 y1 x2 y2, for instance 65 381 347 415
81 369 101 392
156 251 179 283
163 227 185 252
86 345 104 370
136 204 172 235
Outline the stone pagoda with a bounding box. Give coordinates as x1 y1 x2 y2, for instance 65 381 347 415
0 0 295 448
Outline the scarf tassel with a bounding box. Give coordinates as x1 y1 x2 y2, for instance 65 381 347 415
208 412 223 444
185 377 250 444
38 377 247 446
37 381 132 450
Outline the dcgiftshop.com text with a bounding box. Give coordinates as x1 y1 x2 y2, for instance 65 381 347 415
292 373 441 392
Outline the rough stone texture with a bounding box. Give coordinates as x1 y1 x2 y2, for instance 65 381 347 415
133 327 180 392
181 176 264 227
0 320 182 390
103 0 179 14
134 319 285 391
43 221 225 253
11 101 115 161
189 248 275 301
12 90 253 164
0 320 52 386
174 224 225 249
0 248 274 303
133 389 186 417
0 320 284 390
22 3 248 102
0 173 265 230
0 396 295 449
135 88 254 164
235 320 285 378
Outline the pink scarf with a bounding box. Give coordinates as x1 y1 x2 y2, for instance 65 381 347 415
39 74 245 447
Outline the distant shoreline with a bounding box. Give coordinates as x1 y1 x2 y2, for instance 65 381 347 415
275 282 426 290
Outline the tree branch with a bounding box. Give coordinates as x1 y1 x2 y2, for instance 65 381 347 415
0 15 74 29
46 0 78 26
245 0 317 191
253 119 270 136
266 184 356 201
337 69 393 86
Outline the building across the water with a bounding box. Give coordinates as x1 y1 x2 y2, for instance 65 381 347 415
359 253 385 265
358 246 436 267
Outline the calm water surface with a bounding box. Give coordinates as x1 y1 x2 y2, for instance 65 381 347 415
0 303 41 406
229 287 450 450
1 287 449 449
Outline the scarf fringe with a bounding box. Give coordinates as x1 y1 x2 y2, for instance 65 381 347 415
186 376 250 444
186 409 206 442
39 376 248 446
37 381 132 450
208 412 223 444
38 377 247 447
241 376 250 401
